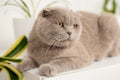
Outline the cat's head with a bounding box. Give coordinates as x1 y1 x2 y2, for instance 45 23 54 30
34 7 82 48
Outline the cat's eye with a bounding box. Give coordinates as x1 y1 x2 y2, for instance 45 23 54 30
73 24 79 28
57 22 63 27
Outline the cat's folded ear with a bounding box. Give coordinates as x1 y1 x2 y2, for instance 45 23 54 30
40 8 54 17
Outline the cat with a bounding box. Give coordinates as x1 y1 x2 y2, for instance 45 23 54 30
16 7 120 77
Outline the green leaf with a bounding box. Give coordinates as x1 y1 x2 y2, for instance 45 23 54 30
4 67 18 80
0 62 23 80
14 0 31 17
0 57 22 63
20 0 31 17
20 0 29 10
103 0 117 14
3 0 31 18
3 35 28 58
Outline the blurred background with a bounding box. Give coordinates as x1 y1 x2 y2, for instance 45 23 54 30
0 0 120 50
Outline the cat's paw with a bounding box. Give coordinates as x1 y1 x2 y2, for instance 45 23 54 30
16 64 27 72
39 64 57 77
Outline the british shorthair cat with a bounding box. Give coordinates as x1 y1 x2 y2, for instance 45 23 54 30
17 7 120 77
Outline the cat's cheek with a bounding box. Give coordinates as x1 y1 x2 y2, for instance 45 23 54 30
70 33 78 41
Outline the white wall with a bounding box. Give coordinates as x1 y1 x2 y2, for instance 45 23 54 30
0 0 106 17
0 0 118 50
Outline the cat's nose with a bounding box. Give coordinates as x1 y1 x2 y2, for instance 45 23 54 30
67 32 72 36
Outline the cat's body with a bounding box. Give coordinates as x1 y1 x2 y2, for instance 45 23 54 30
17 7 120 76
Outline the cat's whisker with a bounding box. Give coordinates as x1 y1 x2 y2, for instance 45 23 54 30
45 39 56 55
45 40 54 54
45 36 61 55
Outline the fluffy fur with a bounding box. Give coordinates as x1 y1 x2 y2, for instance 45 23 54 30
17 7 120 76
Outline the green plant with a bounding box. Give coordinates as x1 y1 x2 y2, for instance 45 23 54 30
0 35 28 80
103 0 117 14
3 0 70 18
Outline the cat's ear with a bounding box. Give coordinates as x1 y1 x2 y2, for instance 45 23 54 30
41 9 54 17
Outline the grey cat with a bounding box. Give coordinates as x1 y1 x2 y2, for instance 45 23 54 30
17 7 120 77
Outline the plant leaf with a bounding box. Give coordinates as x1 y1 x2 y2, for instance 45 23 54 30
103 0 117 13
3 35 28 58
20 0 31 17
3 0 31 18
2 66 18 80
0 57 22 63
30 0 35 17
0 62 23 80
4 1 20 7
20 0 29 10
4 0 9 5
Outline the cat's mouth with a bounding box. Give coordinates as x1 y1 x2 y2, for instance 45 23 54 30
59 38 71 42
55 38 71 43
54 35 71 42
55 38 72 47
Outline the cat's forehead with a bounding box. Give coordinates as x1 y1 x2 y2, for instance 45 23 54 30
43 7 78 24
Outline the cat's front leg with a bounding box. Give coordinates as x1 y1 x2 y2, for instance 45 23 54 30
16 56 38 72
39 57 93 76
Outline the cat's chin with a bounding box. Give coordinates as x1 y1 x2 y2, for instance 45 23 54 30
49 40 72 48
41 40 71 49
